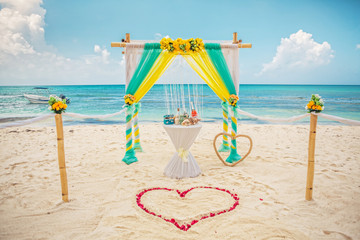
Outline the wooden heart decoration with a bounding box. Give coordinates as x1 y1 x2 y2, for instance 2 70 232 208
213 133 253 167
136 186 239 231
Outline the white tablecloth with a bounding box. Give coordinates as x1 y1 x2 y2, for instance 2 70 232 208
163 124 202 179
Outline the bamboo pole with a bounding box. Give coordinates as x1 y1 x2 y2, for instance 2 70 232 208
111 42 252 48
55 114 69 202
238 43 252 48
306 114 318 200
233 32 238 44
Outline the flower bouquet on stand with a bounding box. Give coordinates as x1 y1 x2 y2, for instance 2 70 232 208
306 94 324 113
48 95 67 114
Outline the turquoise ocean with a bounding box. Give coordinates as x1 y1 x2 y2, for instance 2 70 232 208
0 84 359 126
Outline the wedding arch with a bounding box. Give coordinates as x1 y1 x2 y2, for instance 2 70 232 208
111 33 252 165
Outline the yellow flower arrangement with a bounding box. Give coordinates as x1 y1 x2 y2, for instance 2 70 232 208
229 94 239 107
172 40 180 51
306 94 324 113
160 37 204 54
124 94 136 106
48 95 67 114
52 101 67 111
185 42 191 52
160 37 173 52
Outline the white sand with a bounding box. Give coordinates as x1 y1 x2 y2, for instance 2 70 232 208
0 123 359 239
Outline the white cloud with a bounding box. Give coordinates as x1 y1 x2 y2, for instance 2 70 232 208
100 49 110 64
94 45 101 53
356 44 360 50
154 33 162 40
0 0 124 85
258 30 334 75
120 55 125 66
154 33 170 40
91 45 110 64
0 0 46 56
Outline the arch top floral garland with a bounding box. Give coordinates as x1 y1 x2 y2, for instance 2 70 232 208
160 37 205 54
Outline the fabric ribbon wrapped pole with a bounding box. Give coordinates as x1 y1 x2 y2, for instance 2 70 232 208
204 43 241 162
132 103 143 152
122 105 137 164
218 101 230 152
226 106 242 163
123 43 169 164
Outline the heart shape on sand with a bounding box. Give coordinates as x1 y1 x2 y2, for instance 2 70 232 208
213 133 253 167
136 186 239 231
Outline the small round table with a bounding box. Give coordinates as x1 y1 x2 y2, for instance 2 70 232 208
163 124 202 179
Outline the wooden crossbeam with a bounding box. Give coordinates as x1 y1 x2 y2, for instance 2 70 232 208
111 42 252 48
111 32 252 49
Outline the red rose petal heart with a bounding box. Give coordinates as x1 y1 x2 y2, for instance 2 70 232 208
136 186 239 231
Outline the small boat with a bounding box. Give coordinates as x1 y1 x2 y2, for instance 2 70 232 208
33 87 49 90
24 94 71 104
23 94 49 104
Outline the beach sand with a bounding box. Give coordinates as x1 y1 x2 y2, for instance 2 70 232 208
0 123 359 239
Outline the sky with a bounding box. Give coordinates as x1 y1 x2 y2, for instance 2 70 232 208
0 0 359 86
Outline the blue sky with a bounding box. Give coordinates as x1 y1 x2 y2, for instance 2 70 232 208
0 0 359 85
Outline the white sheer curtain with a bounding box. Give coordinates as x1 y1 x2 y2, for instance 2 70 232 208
220 43 240 95
125 43 145 89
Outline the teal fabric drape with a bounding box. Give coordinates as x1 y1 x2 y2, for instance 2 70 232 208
126 43 162 95
205 43 236 95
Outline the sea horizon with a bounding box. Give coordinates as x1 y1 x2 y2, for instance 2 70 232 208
1 84 359 126
1 83 360 87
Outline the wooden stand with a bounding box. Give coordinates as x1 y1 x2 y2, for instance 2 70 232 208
55 114 69 202
306 114 318 200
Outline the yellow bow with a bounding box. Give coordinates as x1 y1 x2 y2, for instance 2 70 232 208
177 148 189 162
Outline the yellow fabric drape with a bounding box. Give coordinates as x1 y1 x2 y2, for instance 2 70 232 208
134 51 177 102
182 49 230 102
